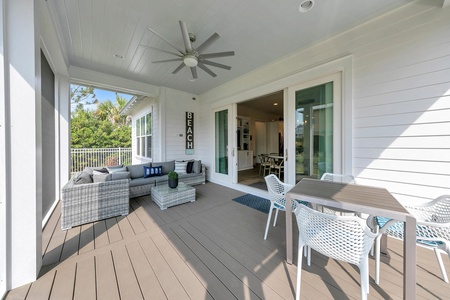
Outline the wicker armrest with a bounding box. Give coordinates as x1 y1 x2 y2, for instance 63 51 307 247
61 178 129 229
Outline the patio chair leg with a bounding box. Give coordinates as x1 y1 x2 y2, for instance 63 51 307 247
273 208 279 226
296 241 304 300
264 205 275 240
434 248 449 283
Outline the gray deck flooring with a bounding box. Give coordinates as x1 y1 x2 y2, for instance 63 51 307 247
5 182 450 299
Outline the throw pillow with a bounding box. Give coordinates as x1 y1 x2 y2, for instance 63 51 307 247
73 171 93 184
175 161 188 174
144 166 162 178
186 161 194 173
93 173 112 182
93 167 109 175
192 160 202 173
107 166 127 173
111 171 130 181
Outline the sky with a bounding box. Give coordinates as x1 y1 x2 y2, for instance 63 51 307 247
71 85 134 111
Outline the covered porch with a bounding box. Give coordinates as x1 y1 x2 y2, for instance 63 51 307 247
6 183 450 299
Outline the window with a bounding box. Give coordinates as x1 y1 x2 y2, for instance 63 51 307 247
136 112 152 158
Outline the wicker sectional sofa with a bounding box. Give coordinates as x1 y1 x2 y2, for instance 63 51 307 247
61 160 205 229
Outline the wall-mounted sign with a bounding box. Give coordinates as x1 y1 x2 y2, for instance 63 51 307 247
186 112 194 154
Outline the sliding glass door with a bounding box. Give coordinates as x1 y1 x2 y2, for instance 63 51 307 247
286 73 342 184
213 105 236 184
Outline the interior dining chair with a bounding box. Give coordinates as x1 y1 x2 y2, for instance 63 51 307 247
264 174 308 240
259 154 271 176
294 205 377 300
368 195 450 284
270 157 284 179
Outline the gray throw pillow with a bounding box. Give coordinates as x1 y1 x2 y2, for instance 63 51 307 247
192 160 202 173
93 174 112 182
107 166 127 173
126 163 151 179
151 160 175 175
111 171 130 181
73 171 93 184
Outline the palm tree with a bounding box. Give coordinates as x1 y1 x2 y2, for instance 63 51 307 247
95 93 131 126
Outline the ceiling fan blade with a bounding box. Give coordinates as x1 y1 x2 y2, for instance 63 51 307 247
201 60 231 70
195 33 220 54
197 63 217 78
190 67 198 79
139 45 181 57
179 21 192 52
147 26 183 53
152 58 183 63
172 62 185 74
200 51 235 59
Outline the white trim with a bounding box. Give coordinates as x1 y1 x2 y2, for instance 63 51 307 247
0 0 7 295
69 66 160 98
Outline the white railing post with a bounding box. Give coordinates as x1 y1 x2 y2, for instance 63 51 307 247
119 147 122 165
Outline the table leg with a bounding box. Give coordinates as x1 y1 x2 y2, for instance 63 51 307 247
403 215 416 300
286 194 293 264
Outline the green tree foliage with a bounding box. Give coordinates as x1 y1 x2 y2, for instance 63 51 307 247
71 90 131 148
70 85 98 110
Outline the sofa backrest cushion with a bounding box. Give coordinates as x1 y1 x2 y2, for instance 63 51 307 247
107 166 127 173
126 162 151 179
111 171 130 181
151 160 175 175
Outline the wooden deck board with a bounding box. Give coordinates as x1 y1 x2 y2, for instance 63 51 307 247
73 257 96 300
111 246 144 300
95 251 120 300
139 234 190 300
5 182 450 300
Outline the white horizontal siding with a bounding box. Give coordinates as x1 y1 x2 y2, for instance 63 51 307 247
162 88 200 161
200 2 450 203
351 4 450 202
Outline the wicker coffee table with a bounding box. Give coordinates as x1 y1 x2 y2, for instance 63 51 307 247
151 182 196 210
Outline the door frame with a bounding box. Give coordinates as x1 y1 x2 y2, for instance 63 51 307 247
285 71 350 185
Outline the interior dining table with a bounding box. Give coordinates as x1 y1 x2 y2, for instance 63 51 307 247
285 178 417 300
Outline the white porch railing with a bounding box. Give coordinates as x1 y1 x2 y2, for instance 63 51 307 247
71 148 132 173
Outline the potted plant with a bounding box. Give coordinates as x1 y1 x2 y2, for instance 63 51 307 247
168 171 179 188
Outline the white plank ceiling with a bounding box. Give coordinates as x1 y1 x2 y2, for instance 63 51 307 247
45 0 412 95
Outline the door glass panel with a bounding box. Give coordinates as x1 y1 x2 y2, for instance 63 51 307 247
215 109 228 174
295 82 333 181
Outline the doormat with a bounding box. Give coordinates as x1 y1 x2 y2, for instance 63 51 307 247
232 194 270 214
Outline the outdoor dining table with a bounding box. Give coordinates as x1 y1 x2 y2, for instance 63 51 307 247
285 178 417 300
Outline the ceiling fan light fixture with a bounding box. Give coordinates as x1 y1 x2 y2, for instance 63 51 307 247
298 0 314 13
184 55 198 67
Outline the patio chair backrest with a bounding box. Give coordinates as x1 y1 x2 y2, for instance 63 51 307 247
320 172 355 184
294 205 376 266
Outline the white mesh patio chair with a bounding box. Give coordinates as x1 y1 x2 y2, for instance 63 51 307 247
319 173 357 215
294 205 377 300
264 174 309 240
368 195 450 284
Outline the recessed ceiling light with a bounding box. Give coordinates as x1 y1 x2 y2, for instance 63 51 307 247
299 0 314 13
274 103 278 106
114 54 124 59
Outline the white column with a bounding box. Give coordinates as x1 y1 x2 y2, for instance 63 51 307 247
2 0 42 289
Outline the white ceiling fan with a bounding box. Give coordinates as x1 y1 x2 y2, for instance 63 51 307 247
141 21 235 80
